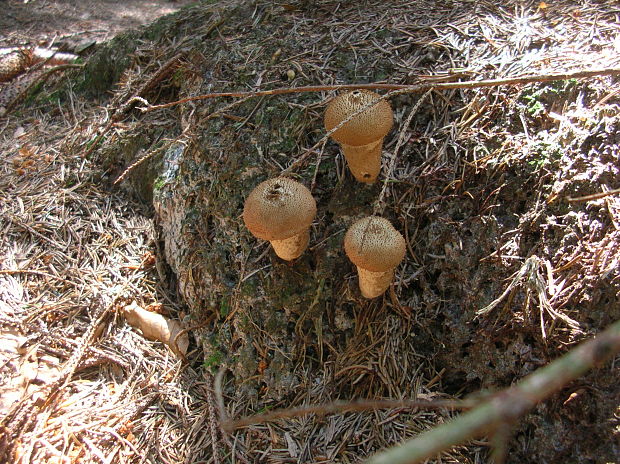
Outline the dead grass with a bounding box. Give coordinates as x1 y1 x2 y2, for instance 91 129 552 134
1 0 619 463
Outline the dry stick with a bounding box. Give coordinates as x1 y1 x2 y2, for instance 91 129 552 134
213 367 254 463
214 367 228 423
204 372 222 464
221 398 471 432
567 187 620 203
0 268 68 283
137 66 620 177
365 319 620 464
139 67 620 113
489 423 511 464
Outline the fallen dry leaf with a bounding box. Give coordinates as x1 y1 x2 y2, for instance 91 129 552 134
121 302 188 356
0 328 28 414
0 329 61 416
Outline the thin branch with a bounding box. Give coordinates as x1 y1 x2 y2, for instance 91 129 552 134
221 398 472 432
365 319 620 464
204 372 222 464
567 187 620 203
0 268 67 282
139 67 620 113
113 134 181 185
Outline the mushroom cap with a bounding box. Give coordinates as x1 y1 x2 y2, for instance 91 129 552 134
243 177 316 241
344 216 406 272
324 90 393 147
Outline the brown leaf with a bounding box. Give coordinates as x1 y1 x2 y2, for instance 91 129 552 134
18 146 33 158
0 329 29 414
0 328 63 416
121 302 188 356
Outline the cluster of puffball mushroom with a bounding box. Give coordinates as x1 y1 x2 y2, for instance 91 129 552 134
242 90 405 298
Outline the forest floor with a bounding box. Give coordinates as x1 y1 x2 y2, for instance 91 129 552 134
0 0 193 48
0 1 619 464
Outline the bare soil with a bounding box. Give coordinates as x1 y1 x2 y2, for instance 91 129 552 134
0 0 193 50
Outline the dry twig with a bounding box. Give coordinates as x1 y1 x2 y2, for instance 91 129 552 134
139 67 620 113
222 398 470 432
366 319 620 464
567 187 620 203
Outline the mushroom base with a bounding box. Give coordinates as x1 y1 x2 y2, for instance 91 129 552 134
270 229 310 261
356 267 394 298
341 139 383 183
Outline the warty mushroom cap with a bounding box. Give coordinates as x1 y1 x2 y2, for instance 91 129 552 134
344 216 406 273
324 90 393 147
243 177 316 241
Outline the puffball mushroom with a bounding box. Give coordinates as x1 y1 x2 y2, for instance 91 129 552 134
243 177 317 260
344 216 406 298
324 89 393 183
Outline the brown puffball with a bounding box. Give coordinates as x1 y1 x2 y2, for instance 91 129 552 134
344 216 406 298
243 177 316 260
324 90 393 183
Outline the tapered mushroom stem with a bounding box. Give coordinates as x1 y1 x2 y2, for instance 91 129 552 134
340 139 383 183
243 177 316 261
270 229 310 261
344 216 406 298
356 267 396 299
324 90 393 184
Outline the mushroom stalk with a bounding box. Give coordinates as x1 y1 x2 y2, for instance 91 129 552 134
270 229 310 261
339 139 383 183
344 216 406 299
356 267 396 299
